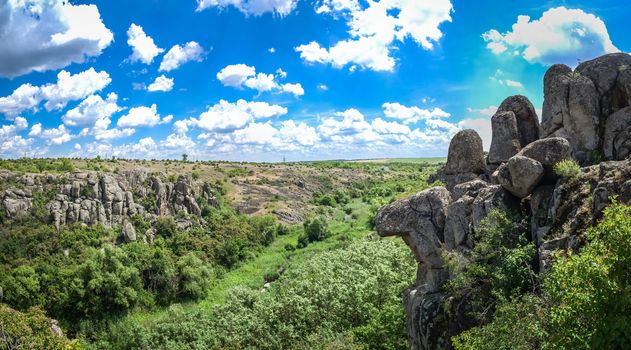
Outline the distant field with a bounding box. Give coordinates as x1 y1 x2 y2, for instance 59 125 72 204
351 157 446 164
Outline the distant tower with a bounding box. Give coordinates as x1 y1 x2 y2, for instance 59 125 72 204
283 155 286 163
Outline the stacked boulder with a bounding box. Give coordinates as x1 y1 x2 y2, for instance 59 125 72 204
542 53 631 163
375 53 631 350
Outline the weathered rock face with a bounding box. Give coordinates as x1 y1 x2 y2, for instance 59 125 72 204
497 95 541 147
497 156 544 198
0 170 217 229
489 95 541 164
489 111 521 164
376 187 452 292
444 130 486 175
435 130 487 190
381 54 631 350
542 53 631 163
516 137 573 182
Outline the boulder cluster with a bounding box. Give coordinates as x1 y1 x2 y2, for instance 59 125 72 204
0 169 217 235
375 54 631 350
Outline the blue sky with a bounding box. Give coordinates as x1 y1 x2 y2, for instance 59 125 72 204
0 0 629 161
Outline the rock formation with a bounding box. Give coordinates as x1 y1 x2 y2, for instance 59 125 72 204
376 53 631 349
542 53 631 163
0 169 217 230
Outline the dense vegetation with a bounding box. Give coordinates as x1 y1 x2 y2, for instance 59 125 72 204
0 158 439 349
452 201 631 350
89 240 415 349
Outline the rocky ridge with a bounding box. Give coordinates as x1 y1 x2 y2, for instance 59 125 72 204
0 169 217 236
375 54 631 350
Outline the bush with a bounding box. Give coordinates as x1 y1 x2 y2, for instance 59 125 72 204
303 216 331 243
155 216 177 238
0 304 80 350
453 202 631 350
554 159 581 179
176 253 214 301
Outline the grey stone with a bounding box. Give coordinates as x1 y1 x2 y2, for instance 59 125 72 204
516 137 573 182
603 106 631 160
122 219 136 243
497 155 544 198
489 111 521 164
444 130 486 175
497 95 540 146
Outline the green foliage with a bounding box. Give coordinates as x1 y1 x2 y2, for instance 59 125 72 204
0 304 81 350
155 216 177 237
445 209 535 322
303 216 331 243
0 158 75 173
453 202 631 350
94 240 415 350
553 159 581 179
2 265 43 310
74 247 145 319
176 253 214 301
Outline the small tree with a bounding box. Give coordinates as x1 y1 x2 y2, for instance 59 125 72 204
182 153 189 162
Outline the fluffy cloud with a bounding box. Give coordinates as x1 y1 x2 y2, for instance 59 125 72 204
280 83 305 97
41 68 112 111
0 84 41 119
245 73 278 93
196 0 297 17
62 93 121 127
159 41 204 72
296 0 453 71
196 99 287 132
0 68 111 119
216 64 256 87
278 120 319 146
216 64 304 97
147 75 175 92
0 0 113 78
0 118 34 157
233 122 278 144
127 24 164 64
482 7 619 66
382 102 450 124
117 104 169 128
39 124 74 145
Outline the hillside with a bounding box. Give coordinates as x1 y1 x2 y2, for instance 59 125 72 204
0 156 443 349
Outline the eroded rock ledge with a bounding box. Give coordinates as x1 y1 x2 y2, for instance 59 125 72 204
376 53 631 350
0 169 217 232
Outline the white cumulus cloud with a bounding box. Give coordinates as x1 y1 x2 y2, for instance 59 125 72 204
382 102 450 124
217 64 304 97
127 24 164 64
0 0 113 78
196 99 287 132
296 0 453 72
62 93 121 127
482 7 619 66
147 75 175 92
159 41 204 72
196 0 297 17
117 104 167 128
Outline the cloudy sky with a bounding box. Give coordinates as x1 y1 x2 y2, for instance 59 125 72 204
0 0 628 161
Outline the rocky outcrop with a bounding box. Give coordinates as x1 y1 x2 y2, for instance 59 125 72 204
378 53 631 350
435 130 487 190
542 53 631 163
0 170 217 229
489 95 540 164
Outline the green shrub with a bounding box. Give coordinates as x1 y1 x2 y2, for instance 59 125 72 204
0 304 80 350
304 216 331 243
155 217 177 238
453 202 631 350
553 159 581 179
176 253 214 301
